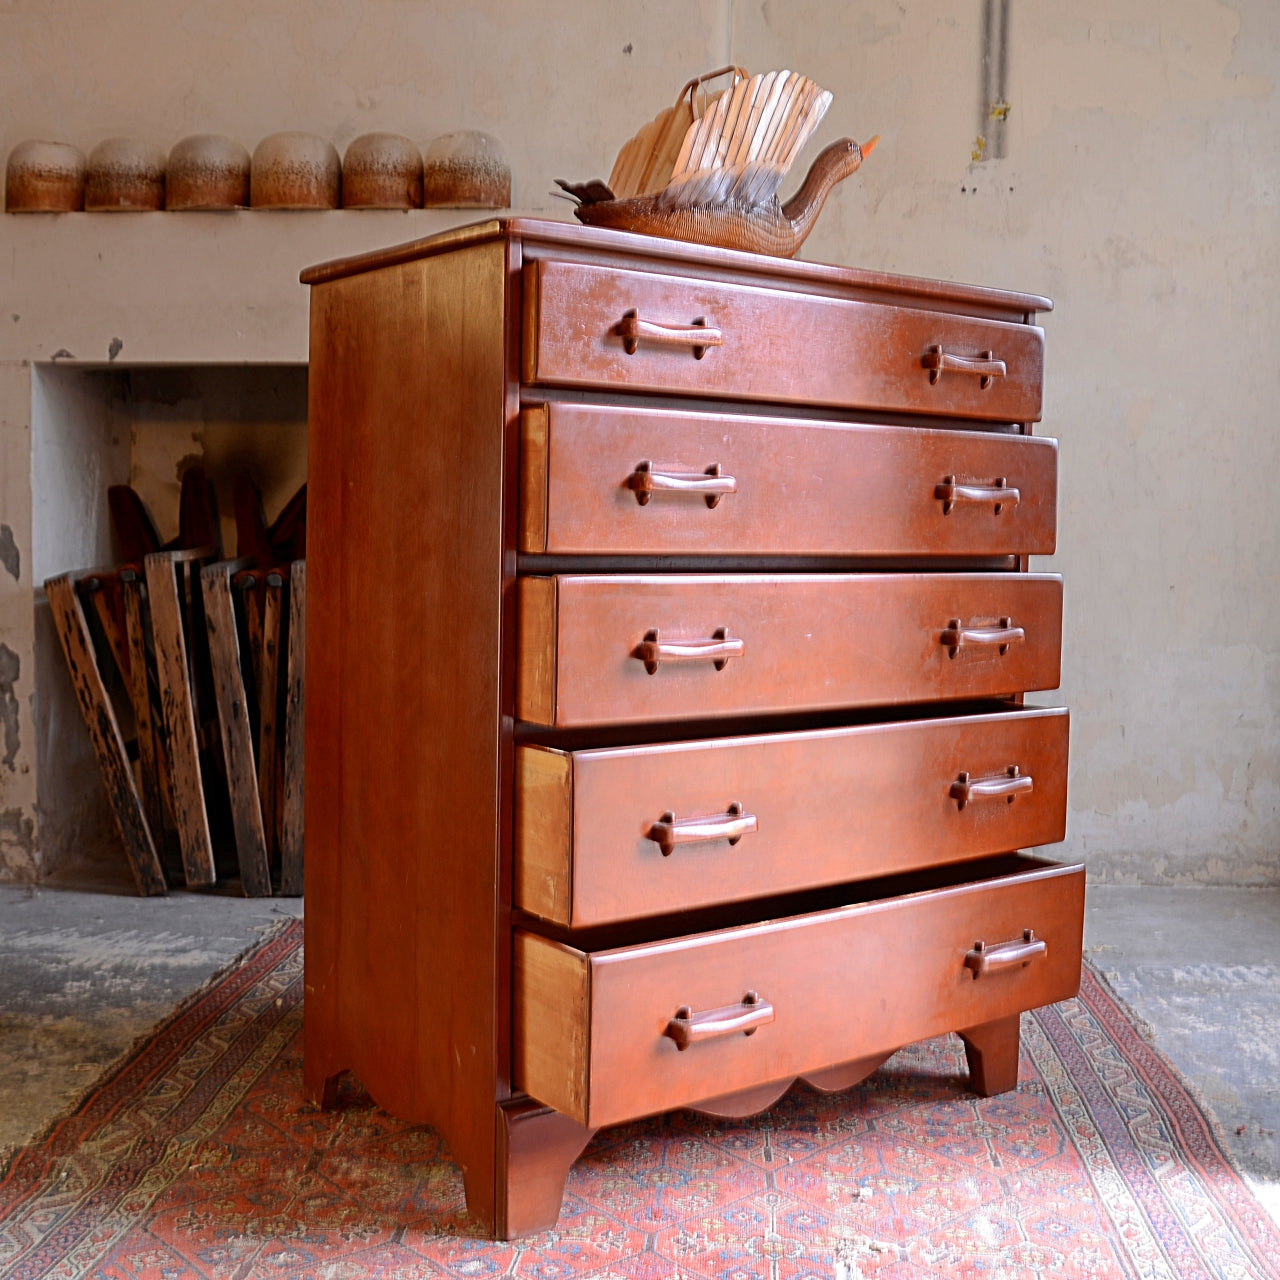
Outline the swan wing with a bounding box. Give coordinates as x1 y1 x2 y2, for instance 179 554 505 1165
661 71 832 209
607 97 698 199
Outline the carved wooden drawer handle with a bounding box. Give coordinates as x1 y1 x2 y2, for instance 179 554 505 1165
617 310 723 358
628 461 737 508
922 345 1007 388
634 627 744 675
950 765 1033 809
964 929 1047 978
936 476 1019 515
941 617 1025 658
647 801 757 856
664 991 774 1050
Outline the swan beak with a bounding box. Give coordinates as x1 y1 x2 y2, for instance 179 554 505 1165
860 135 881 159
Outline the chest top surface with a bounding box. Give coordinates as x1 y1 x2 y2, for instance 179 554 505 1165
300 216 1052 322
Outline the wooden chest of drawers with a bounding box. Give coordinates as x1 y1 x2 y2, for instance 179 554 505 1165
301 219 1078 1240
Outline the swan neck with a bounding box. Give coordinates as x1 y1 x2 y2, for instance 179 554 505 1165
780 142 860 240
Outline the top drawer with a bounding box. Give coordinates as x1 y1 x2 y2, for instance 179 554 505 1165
523 260 1045 424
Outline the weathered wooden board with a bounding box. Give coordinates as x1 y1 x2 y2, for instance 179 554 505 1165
258 570 284 870
279 559 306 896
144 551 216 887
120 569 166 859
202 561 272 897
45 573 166 896
78 571 130 684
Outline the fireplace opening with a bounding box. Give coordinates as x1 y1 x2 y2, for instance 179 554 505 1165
32 363 308 884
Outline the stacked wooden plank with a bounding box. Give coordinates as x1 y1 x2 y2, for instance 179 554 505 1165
43 471 305 897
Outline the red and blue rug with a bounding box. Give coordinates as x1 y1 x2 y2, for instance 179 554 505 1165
1 920 1277 1278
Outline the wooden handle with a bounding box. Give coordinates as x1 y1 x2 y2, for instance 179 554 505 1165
950 766 1033 810
941 617 1025 658
618 310 723 358
936 476 1019 515
665 991 774 1050
678 65 750 115
964 929 1047 978
628 460 737 508
647 801 757 857
922 345 1006 388
635 627 744 675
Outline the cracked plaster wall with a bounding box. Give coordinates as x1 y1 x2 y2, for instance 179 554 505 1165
731 3 1280 884
0 0 1277 883
0 362 37 880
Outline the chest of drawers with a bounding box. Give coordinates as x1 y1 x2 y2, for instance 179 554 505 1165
301 219 1079 1240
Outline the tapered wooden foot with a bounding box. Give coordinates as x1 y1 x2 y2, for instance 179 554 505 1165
959 1014 1022 1096
304 1063 343 1109
494 1097 596 1240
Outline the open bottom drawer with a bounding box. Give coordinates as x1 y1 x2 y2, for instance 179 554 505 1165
514 855 1084 1128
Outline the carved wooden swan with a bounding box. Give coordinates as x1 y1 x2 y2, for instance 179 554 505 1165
564 136 876 258
556 67 877 259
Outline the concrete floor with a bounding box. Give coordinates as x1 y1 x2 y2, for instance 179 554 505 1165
1082 883 1280 1226
0 870 1276 1228
0 862 298 1161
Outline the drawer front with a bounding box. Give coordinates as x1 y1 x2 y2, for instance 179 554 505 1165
514 857 1085 1127
521 403 1057 557
516 707 1068 927
517 572 1062 727
523 260 1045 423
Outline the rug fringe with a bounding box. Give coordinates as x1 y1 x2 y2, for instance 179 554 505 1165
1083 956 1164 1045
1083 958 1277 1211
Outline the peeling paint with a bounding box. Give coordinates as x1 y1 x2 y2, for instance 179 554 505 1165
0 645 20 771
0 526 18 582
0 807 36 873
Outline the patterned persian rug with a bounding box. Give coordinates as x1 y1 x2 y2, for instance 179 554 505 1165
1 921 1278 1279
